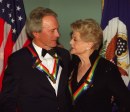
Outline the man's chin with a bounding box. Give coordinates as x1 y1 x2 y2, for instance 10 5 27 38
51 44 57 48
70 50 74 54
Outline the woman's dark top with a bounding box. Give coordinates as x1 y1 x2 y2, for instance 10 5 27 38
69 51 130 112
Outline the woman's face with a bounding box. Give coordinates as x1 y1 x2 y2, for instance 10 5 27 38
70 31 90 55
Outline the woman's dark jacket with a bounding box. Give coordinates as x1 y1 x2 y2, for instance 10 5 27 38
69 51 130 112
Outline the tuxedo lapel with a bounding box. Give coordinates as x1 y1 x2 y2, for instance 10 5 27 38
27 45 69 95
57 68 66 96
27 44 56 92
56 48 68 96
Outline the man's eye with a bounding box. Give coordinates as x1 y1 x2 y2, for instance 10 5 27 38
50 30 54 32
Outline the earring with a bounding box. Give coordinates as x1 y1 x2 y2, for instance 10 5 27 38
86 48 89 50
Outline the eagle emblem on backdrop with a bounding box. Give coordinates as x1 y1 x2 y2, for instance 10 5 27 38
100 17 130 86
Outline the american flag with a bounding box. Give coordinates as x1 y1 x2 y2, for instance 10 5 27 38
100 0 130 89
0 0 30 91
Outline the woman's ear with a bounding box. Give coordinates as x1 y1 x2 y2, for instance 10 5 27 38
87 42 94 49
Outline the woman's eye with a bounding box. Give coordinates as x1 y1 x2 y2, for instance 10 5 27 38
73 38 77 41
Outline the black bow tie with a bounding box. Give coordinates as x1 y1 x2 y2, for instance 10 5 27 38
42 48 56 57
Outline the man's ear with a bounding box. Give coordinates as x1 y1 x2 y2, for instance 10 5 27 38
32 32 39 38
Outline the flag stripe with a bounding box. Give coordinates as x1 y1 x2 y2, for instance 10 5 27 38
0 22 11 74
0 18 4 47
0 26 13 90
0 0 30 91
13 26 28 52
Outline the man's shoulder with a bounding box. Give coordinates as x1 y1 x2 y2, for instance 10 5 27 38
10 47 29 59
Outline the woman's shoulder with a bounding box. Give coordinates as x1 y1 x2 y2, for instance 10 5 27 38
99 56 118 71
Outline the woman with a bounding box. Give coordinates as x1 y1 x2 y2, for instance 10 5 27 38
69 18 130 112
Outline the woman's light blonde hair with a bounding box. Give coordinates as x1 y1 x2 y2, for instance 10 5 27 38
71 18 103 50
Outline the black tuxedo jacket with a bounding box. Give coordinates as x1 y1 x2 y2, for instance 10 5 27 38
0 44 71 112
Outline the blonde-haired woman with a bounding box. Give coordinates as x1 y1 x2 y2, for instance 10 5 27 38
69 18 130 112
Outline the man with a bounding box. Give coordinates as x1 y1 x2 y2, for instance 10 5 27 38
0 7 71 112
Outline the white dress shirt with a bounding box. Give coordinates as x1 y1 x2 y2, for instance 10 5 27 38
32 42 62 96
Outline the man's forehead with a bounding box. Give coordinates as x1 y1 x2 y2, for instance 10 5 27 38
42 20 51 28
42 16 59 27
42 22 59 31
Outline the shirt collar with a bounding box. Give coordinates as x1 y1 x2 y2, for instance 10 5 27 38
72 50 99 66
89 50 99 65
32 42 53 59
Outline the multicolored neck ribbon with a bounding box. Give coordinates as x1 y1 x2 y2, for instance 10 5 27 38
68 56 101 104
27 46 60 83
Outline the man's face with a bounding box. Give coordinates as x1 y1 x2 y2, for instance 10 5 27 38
33 15 60 50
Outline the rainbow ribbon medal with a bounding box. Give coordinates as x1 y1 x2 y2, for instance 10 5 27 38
69 56 101 103
27 46 60 83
